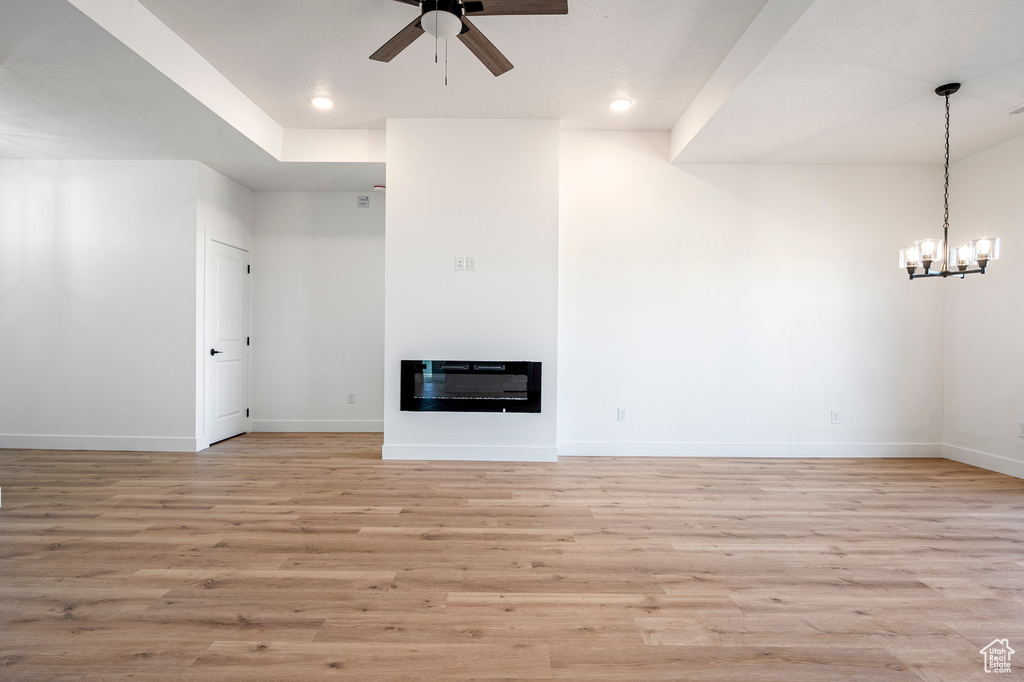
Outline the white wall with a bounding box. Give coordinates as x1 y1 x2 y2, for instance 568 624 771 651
252 192 385 432
3 136 1012 471
0 160 202 451
558 132 945 457
383 119 560 461
943 133 1024 477
199 164 254 250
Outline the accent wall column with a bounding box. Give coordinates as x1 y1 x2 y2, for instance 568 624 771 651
382 119 559 461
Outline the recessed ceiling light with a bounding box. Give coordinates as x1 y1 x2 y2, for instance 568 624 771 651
610 98 633 112
311 97 334 110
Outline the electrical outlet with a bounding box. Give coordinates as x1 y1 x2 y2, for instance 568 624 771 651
357 196 369 208
455 256 466 271
830 410 841 425
617 408 627 422
467 256 477 271
1018 421 1024 439
347 392 356 405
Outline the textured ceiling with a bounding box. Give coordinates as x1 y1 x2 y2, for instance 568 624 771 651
0 0 383 190
3 0 1024 191
678 0 1024 163
0 0 266 163
135 0 769 130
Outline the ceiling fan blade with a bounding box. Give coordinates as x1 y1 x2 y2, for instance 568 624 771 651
463 0 568 15
458 17 514 76
370 16 425 62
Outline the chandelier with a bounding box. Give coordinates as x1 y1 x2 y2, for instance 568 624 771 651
899 83 1000 279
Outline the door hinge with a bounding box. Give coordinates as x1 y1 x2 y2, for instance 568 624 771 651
247 264 250 273
246 408 249 418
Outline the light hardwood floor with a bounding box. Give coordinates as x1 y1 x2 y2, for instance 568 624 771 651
2 433 1024 680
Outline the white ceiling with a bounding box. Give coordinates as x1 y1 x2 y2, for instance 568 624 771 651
2 0 1024 191
0 0 264 163
135 0 768 131
0 0 384 190
677 0 1024 164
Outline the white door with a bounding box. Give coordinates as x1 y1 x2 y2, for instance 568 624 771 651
205 240 249 445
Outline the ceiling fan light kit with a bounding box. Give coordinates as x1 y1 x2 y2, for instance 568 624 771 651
900 83 1000 280
370 0 568 79
422 1 464 38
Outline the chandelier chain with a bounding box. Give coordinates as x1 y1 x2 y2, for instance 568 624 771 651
943 93 950 240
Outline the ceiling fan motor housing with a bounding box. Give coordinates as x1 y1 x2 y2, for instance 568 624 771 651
422 0 463 14
422 0 465 38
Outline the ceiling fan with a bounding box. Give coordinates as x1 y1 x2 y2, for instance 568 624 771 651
370 0 569 77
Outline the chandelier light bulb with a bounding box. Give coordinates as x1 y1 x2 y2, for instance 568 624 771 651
915 239 944 270
970 238 1000 263
900 246 921 272
953 245 972 270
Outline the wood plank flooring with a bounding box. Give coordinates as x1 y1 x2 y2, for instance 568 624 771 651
2 433 1024 680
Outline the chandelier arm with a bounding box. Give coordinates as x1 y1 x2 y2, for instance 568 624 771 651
910 267 986 280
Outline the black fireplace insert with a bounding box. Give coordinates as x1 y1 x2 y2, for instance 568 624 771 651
400 360 542 413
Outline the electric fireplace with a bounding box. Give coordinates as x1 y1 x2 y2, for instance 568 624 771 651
400 360 542 413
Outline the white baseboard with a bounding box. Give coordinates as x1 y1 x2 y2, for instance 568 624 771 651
0 434 200 453
944 444 1024 479
8 433 1016 483
251 420 384 433
558 441 943 458
383 444 558 462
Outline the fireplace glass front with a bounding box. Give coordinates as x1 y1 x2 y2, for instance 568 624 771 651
400 360 542 413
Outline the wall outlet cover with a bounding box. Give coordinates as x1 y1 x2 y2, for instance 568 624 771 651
830 410 841 424
617 408 626 422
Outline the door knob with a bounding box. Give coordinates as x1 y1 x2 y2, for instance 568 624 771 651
210 349 224 356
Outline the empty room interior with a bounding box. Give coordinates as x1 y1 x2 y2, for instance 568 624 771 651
2 0 1024 679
